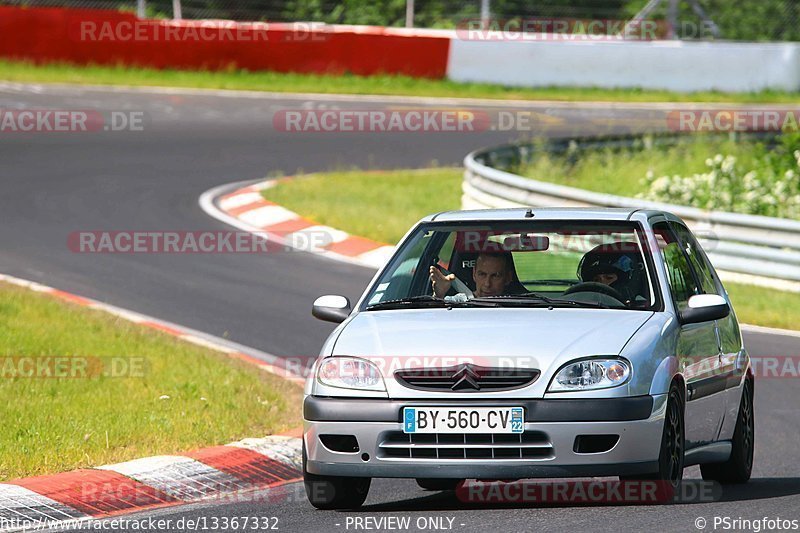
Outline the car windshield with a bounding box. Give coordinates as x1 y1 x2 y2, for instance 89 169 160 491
362 220 658 311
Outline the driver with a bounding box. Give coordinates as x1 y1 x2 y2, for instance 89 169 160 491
429 253 514 300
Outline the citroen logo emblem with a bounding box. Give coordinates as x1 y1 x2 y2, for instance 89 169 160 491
451 364 481 391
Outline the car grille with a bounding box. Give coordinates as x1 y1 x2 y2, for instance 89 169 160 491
378 431 553 460
394 365 540 392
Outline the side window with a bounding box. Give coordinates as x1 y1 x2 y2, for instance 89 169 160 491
672 223 743 352
671 223 717 295
653 222 699 312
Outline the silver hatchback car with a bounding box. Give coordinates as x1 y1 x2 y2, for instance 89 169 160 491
303 208 754 509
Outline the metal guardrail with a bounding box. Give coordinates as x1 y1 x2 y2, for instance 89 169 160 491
462 134 800 292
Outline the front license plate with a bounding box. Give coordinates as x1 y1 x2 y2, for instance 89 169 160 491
403 407 524 434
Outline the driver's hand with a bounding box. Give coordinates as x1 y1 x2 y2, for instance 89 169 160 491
429 266 455 299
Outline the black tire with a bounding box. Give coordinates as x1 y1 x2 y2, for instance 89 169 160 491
621 383 685 489
416 478 462 491
303 444 370 510
700 378 754 484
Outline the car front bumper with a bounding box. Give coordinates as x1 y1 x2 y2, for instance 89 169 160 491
304 394 666 479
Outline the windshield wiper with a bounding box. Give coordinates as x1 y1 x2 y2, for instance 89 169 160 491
476 292 613 309
366 295 440 310
365 295 499 311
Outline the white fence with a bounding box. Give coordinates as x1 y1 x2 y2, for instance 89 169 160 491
463 135 800 292
447 39 800 93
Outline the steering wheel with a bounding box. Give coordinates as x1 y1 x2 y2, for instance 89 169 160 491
563 281 626 304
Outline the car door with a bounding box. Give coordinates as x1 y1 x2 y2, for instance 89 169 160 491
653 221 725 448
670 221 744 441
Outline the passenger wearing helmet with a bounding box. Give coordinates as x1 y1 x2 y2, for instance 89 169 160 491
577 243 646 304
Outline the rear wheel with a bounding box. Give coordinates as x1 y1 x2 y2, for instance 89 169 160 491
303 443 370 510
700 378 754 484
416 478 462 491
621 383 685 488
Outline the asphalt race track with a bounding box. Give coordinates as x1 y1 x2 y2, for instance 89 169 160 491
1 83 798 532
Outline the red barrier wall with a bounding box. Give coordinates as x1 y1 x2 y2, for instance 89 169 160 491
0 7 450 78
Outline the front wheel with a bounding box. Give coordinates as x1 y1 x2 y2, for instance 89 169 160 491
303 444 370 510
621 383 685 489
700 378 754 484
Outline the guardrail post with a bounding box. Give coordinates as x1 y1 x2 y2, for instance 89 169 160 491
667 0 679 39
137 0 146 19
172 0 182 20
405 0 414 28
480 0 490 29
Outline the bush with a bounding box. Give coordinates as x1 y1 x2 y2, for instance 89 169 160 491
639 133 800 219
623 0 800 41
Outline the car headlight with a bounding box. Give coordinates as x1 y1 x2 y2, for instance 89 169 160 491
317 356 385 391
548 358 630 392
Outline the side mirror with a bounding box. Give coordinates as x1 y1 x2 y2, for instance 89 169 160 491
312 295 352 324
680 294 730 325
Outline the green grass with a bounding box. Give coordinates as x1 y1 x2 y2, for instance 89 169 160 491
2 59 800 103
0 282 301 480
263 167 800 330
263 168 463 244
519 136 762 196
726 282 800 331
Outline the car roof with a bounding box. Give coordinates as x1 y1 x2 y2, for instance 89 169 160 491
423 207 675 224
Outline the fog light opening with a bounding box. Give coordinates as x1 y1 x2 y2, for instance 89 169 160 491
319 434 360 453
361 453 370 462
573 434 620 454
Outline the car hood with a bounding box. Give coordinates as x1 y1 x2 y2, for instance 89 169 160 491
331 307 654 398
